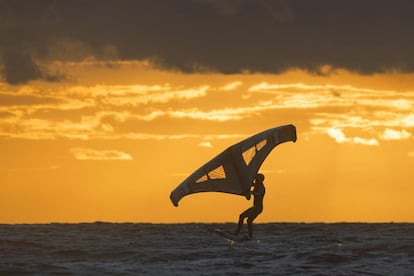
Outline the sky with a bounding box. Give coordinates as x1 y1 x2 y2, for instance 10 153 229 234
1 0 414 223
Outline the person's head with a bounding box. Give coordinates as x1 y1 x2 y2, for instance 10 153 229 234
255 173 265 183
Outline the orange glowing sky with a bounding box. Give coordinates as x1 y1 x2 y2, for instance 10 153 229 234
0 0 414 223
1 61 414 223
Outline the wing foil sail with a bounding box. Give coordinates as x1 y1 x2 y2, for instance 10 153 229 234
170 124 297 206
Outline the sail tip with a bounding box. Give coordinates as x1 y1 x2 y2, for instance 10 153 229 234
170 192 179 207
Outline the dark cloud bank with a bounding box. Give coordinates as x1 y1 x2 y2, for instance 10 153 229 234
0 0 413 84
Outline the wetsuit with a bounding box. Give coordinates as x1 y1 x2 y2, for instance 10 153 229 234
236 181 266 239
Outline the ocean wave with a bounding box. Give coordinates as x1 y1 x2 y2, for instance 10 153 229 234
0 223 413 275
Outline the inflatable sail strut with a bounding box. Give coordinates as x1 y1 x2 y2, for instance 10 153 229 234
170 124 297 207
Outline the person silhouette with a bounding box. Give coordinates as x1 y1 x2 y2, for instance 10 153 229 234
234 173 266 239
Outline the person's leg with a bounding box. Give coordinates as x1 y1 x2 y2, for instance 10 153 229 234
247 220 253 239
246 210 260 239
235 208 253 234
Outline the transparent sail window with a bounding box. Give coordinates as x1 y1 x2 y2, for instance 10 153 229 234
256 139 267 151
195 175 208 183
208 165 226 179
242 146 256 166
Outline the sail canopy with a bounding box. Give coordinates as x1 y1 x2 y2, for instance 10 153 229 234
170 124 297 206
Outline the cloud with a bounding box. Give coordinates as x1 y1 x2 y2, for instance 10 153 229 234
351 137 380 146
199 141 213 148
0 103 252 140
0 111 14 118
249 82 401 94
220 81 242 91
98 85 209 106
327 128 379 146
1 77 413 146
1 52 64 84
0 83 411 144
381 128 412 140
0 93 59 106
1 52 42 84
327 128 347 143
248 82 414 111
259 169 285 175
70 148 133 160
1 0 414 84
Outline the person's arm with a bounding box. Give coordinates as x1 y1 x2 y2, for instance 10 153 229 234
246 186 254 200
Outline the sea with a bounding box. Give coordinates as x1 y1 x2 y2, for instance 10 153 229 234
0 223 413 275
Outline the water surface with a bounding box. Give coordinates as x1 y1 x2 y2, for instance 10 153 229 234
1 223 413 275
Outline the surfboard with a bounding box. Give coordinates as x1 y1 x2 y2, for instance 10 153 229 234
214 229 250 242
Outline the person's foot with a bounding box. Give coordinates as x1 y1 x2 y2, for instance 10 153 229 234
240 234 251 241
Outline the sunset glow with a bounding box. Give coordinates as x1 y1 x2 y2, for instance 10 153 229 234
1 1 413 223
